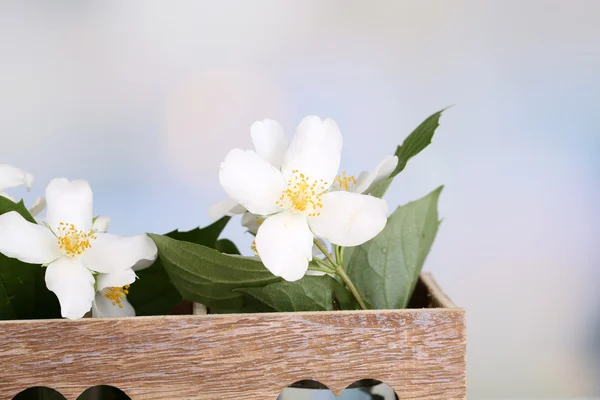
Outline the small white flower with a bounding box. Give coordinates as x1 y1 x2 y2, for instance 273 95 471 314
332 155 398 194
0 178 157 320
92 285 135 318
209 119 288 220
219 116 388 281
90 216 157 318
241 211 263 235
0 164 34 201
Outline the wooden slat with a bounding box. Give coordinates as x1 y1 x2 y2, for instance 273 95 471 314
0 274 466 400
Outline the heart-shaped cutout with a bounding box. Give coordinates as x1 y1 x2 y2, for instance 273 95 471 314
13 381 398 399
12 385 130 400
280 379 398 399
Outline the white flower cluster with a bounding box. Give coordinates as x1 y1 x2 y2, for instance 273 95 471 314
212 116 397 281
0 167 157 320
0 116 398 319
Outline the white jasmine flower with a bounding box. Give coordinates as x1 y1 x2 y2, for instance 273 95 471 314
209 119 288 220
0 178 157 320
92 285 135 318
90 216 157 318
241 212 263 235
332 155 398 194
219 116 388 281
91 258 154 318
0 164 34 201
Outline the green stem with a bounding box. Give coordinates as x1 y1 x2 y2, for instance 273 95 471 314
311 258 336 272
308 264 336 274
313 239 337 266
335 245 344 266
314 240 367 310
335 266 368 310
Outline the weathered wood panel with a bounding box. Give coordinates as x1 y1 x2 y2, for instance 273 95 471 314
0 273 466 400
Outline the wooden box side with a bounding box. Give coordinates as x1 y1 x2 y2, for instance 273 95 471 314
0 273 466 400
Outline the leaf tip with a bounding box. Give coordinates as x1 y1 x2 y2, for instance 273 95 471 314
432 185 445 197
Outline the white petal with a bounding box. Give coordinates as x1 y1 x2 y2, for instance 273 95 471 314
219 149 286 215
46 178 93 231
306 269 327 276
282 116 342 186
0 211 61 264
208 198 246 220
132 257 156 271
250 119 288 167
353 155 399 194
0 164 33 191
96 268 137 291
45 257 95 320
92 290 135 318
81 233 157 273
28 197 46 217
255 211 313 281
305 267 335 278
92 216 111 233
308 191 388 247
241 212 262 235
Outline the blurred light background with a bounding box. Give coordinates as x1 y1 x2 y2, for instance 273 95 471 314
0 1 598 398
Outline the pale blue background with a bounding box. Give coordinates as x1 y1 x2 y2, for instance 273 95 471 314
0 1 598 398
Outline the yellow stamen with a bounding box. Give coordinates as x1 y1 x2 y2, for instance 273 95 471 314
276 170 327 216
57 222 96 257
334 171 357 191
102 285 131 308
250 240 258 255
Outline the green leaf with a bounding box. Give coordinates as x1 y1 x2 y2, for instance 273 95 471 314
127 258 182 316
149 233 280 312
0 197 36 223
0 196 61 320
128 217 232 316
215 239 241 255
208 295 276 314
237 275 358 312
345 186 443 309
31 266 62 319
371 108 447 198
167 216 230 246
0 255 35 319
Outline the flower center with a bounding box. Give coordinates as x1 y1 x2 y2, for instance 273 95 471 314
277 170 327 216
102 285 130 308
334 171 357 191
57 222 96 257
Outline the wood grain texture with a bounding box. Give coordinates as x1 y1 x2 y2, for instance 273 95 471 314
0 273 466 400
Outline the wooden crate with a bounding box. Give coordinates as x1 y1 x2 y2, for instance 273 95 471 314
0 273 466 399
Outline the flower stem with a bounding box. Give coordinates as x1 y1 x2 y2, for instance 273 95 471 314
313 239 337 267
335 265 368 310
308 264 336 274
334 245 344 266
313 239 368 310
312 258 336 272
